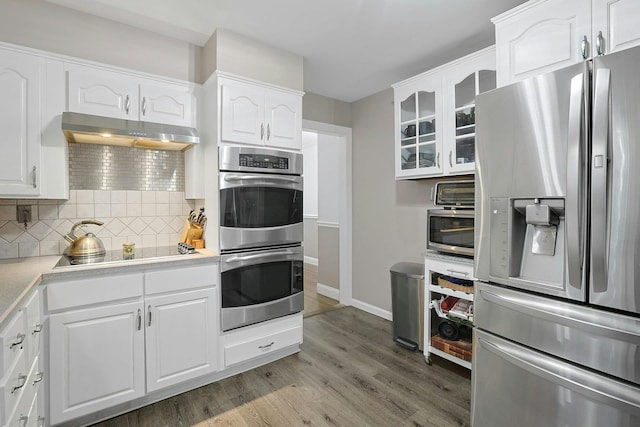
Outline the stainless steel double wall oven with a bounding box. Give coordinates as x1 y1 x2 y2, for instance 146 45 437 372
219 146 304 331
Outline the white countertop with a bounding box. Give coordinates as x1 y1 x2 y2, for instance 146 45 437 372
0 249 219 331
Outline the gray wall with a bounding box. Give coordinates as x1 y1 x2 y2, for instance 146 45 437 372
351 88 437 312
303 217 319 260
0 0 200 82
318 226 340 290
303 92 352 127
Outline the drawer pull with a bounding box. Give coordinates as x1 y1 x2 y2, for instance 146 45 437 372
10 333 25 349
19 415 28 427
33 371 44 385
446 269 470 278
33 323 43 334
258 342 274 349
12 374 27 394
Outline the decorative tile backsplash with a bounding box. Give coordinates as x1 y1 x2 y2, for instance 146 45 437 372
69 144 185 191
0 190 200 260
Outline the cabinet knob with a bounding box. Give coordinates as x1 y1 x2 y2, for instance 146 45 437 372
33 371 44 385
596 31 605 56
137 309 142 331
580 35 589 60
19 415 28 427
10 333 25 350
33 323 43 335
148 305 152 327
125 95 131 114
11 373 27 394
142 97 147 116
32 165 37 188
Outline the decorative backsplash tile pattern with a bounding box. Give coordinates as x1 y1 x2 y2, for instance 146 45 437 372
0 191 199 260
69 144 185 191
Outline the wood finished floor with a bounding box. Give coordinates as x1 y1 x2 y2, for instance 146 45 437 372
93 307 471 427
302 263 341 318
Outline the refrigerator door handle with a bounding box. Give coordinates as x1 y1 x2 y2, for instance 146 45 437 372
566 72 586 290
476 332 640 413
591 68 610 293
477 287 640 342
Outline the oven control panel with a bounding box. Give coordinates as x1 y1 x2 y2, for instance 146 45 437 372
239 153 289 170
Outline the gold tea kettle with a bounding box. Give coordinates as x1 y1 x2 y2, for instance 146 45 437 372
64 220 106 259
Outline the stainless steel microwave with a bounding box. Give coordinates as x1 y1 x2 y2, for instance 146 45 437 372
427 209 474 257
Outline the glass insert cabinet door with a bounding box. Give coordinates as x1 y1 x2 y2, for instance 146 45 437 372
447 68 496 173
397 82 442 177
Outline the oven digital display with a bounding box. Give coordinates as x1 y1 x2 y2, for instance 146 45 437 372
239 153 289 169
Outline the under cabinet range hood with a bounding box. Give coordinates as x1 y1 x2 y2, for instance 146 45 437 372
61 112 199 151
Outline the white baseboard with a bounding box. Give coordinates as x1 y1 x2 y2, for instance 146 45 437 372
351 298 393 321
316 283 340 301
304 256 318 266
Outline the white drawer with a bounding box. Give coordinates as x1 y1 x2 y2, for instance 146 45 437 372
425 258 475 280
0 346 27 425
0 310 26 377
46 272 144 312
145 264 217 295
23 291 42 363
224 324 302 367
6 357 40 427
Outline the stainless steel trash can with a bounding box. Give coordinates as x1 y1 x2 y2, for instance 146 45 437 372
390 262 424 351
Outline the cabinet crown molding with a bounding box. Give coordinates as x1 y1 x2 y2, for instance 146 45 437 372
214 70 305 96
492 0 550 24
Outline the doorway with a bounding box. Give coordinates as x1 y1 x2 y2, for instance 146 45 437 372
301 120 352 315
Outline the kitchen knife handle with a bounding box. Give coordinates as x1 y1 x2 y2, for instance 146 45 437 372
566 71 586 291
142 97 147 116
596 30 605 56
580 35 589 60
125 95 130 114
591 68 610 293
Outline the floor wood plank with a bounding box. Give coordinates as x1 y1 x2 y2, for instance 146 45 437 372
92 306 471 427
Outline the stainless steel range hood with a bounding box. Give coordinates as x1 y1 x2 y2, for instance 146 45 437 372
61 112 199 151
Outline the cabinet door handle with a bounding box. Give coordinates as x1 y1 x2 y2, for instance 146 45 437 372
436 152 440 168
19 415 28 427
10 333 25 350
449 150 453 167
33 371 44 385
125 95 131 114
11 374 27 394
37 416 45 427
580 35 589 60
148 305 152 327
267 123 271 140
260 123 264 140
142 97 147 116
137 309 142 331
596 30 605 56
32 166 37 188
258 342 274 349
32 323 43 335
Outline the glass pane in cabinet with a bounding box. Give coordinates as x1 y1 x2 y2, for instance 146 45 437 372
401 146 417 170
417 91 435 118
401 123 417 139
418 118 435 136
455 136 475 165
455 73 476 108
478 70 496 94
401 93 416 122
455 106 475 129
418 144 436 168
401 136 416 147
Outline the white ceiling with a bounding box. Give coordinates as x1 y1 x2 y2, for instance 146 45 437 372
44 0 526 102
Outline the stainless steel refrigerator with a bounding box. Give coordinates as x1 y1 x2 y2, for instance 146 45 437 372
472 45 640 426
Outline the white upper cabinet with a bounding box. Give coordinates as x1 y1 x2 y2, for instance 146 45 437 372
0 49 43 196
393 46 495 179
494 0 640 86
220 76 302 150
66 64 196 127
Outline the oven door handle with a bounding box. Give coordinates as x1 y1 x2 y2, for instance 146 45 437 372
223 175 301 184
225 250 299 263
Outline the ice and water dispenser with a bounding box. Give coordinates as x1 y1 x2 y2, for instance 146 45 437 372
490 197 565 288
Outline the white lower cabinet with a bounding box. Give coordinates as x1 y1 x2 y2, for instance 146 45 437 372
46 264 219 425
48 301 146 424
0 288 43 427
145 288 217 393
222 313 303 368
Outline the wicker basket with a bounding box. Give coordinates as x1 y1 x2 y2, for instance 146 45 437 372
437 277 473 294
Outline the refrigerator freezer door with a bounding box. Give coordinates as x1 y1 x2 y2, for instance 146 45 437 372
475 281 640 386
591 46 640 314
475 62 589 302
472 329 640 427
